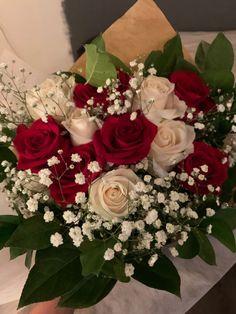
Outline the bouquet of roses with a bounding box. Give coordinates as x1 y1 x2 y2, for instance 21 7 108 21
0 30 236 309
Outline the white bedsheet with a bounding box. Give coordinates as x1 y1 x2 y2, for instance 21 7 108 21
0 1 236 313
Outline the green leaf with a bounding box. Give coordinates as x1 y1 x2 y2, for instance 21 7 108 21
133 255 181 297
59 275 116 308
0 215 19 250
221 165 236 202
195 40 210 71
25 250 33 269
6 215 60 250
102 257 130 283
90 34 131 74
174 57 199 73
144 50 162 76
159 34 183 77
201 70 234 93
85 44 117 87
177 232 199 259
215 208 236 230
0 147 17 182
10 247 27 260
80 238 116 276
205 33 234 71
91 34 106 52
0 146 17 164
143 34 183 78
192 230 216 265
18 247 82 308
211 218 236 252
108 53 132 74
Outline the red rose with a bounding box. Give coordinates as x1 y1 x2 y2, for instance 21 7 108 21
93 112 157 165
14 117 67 173
179 141 228 195
169 71 215 113
49 142 104 206
73 70 130 110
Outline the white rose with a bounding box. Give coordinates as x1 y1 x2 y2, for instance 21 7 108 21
134 75 186 124
151 120 195 176
62 108 99 146
26 75 75 121
89 168 140 220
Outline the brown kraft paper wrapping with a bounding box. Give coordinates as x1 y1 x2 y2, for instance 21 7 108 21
71 0 192 75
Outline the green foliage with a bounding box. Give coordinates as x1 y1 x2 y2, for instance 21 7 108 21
10 247 27 260
0 215 19 250
91 34 106 51
192 230 216 265
195 41 210 71
102 257 130 283
144 51 162 76
177 232 199 259
85 44 117 87
196 33 235 93
18 247 82 308
133 255 181 297
80 238 116 276
91 34 131 74
25 250 33 269
108 53 132 74
221 165 236 202
144 34 185 77
6 215 60 250
0 147 17 182
201 70 234 93
174 57 199 73
214 208 236 230
59 275 116 308
205 33 234 71
210 218 236 252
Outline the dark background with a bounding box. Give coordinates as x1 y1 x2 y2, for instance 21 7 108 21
62 0 236 58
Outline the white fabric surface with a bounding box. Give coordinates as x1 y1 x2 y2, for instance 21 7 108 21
0 1 236 313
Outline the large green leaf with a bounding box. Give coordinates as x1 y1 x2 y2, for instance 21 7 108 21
85 44 117 87
0 215 19 249
10 247 27 260
102 257 130 283
174 57 199 73
192 230 216 265
80 238 116 276
6 215 60 250
201 70 234 93
18 247 81 308
195 40 210 71
205 33 234 71
215 208 236 230
144 50 162 76
59 275 116 308
177 232 199 259
159 34 183 77
211 218 236 252
90 34 131 74
143 34 183 78
221 165 236 202
91 34 106 52
133 255 181 297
